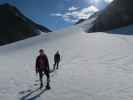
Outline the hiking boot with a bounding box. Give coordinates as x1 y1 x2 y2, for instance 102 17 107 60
40 83 43 89
46 83 51 90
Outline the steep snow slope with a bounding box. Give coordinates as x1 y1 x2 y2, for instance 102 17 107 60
1 25 133 100
77 17 97 32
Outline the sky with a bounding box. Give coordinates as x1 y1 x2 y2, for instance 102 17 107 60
0 0 113 30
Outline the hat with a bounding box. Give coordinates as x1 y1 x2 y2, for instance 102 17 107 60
39 49 44 52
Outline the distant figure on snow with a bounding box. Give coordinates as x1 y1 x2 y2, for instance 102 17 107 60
36 49 50 89
53 51 61 70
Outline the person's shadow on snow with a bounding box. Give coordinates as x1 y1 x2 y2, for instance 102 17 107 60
19 87 48 100
19 69 56 100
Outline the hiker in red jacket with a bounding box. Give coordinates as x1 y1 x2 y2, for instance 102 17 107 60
36 49 50 89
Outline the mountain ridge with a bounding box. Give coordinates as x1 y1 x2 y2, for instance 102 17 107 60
0 3 51 45
76 0 133 33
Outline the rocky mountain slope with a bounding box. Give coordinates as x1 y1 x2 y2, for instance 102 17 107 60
77 0 133 33
0 3 51 45
89 0 133 32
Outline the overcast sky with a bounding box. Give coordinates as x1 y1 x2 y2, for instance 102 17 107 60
0 0 113 30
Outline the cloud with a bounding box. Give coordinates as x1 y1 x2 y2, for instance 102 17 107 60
51 13 62 17
68 6 79 11
91 0 113 3
104 0 113 3
51 5 99 23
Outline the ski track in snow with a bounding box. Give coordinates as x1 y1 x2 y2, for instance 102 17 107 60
1 26 133 100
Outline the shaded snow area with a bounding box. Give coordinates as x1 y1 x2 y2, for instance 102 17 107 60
1 25 133 100
77 17 97 32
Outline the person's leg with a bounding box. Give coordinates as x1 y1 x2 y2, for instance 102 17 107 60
44 71 51 89
54 61 58 70
53 62 56 70
39 71 43 88
56 62 59 69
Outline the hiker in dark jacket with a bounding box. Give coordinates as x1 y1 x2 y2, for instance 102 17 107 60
36 49 50 89
53 51 61 70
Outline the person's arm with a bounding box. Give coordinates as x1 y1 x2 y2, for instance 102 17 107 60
46 55 50 72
